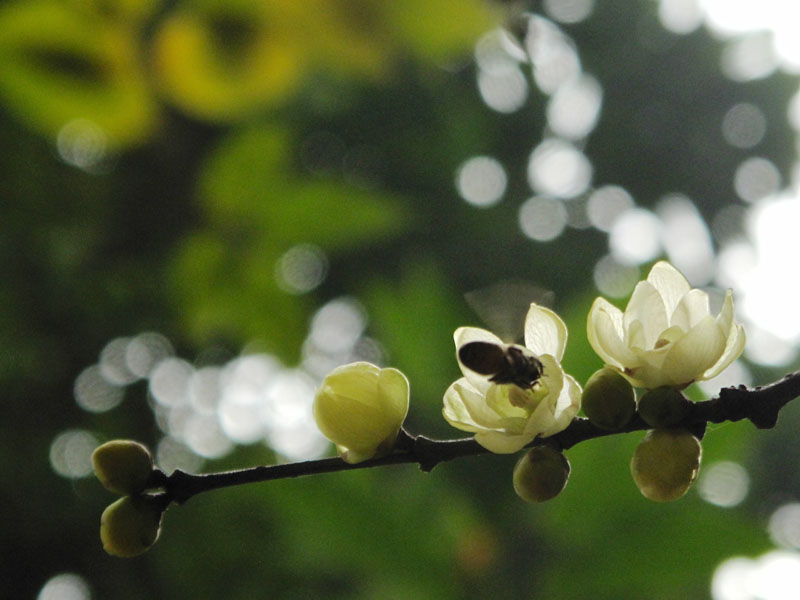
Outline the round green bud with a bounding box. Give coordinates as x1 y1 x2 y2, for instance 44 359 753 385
100 496 163 557
92 440 154 495
637 387 691 428
512 446 570 503
630 429 702 502
581 368 635 430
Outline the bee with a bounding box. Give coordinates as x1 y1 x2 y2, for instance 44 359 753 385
458 341 544 389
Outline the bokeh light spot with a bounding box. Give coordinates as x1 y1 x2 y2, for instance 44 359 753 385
788 87 800 131
74 365 124 413
712 551 800 600
608 207 662 265
697 359 752 397
125 332 173 379
183 413 233 459
57 119 107 172
593 255 640 298
262 369 327 461
475 29 527 73
722 103 767 149
525 16 582 94
721 33 779 82
742 325 798 367
769 504 800 549
734 157 781 203
546 74 603 140
456 156 508 208
188 366 222 416
527 139 592 199
697 461 749 508
156 436 204 474
149 357 193 408
518 196 568 242
477 68 529 113
99 337 138 386
543 0 594 25
309 298 367 354
733 193 800 349
587 185 635 232
49 430 98 479
657 194 714 285
275 243 328 294
711 204 748 244
658 0 703 34
37 573 91 600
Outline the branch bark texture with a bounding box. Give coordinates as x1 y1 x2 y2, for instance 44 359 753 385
157 371 800 505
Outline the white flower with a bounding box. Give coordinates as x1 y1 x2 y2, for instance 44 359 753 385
442 304 582 453
313 362 409 464
587 261 746 389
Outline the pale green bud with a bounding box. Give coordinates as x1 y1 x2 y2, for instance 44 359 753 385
512 446 570 503
630 429 701 502
92 440 154 495
313 362 410 464
100 496 163 557
637 387 691 428
581 368 635 430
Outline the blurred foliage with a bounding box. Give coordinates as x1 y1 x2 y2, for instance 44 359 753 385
3 0 800 599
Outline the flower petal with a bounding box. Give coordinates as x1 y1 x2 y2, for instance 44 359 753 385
454 326 505 347
538 354 564 405
540 373 582 437
647 261 691 316
625 281 668 348
474 430 534 453
587 297 639 367
660 315 726 386
703 322 745 381
377 367 410 424
443 378 502 432
714 289 735 335
524 303 568 360
670 288 710 330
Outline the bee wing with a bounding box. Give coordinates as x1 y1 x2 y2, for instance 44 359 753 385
458 342 506 375
464 281 555 343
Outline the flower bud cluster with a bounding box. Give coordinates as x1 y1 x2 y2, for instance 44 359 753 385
436 261 742 503
92 440 165 557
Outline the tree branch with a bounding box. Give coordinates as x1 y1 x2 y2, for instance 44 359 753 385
156 370 800 505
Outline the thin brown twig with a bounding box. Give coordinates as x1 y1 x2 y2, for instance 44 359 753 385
155 370 800 505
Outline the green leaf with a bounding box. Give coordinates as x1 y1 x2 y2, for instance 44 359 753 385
199 125 412 251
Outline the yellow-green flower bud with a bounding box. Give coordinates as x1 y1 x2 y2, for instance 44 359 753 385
581 368 635 430
100 496 163 557
92 440 154 495
630 429 702 502
512 446 570 503
313 362 410 464
637 387 691 428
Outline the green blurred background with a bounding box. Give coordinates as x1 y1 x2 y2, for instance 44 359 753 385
5 0 800 598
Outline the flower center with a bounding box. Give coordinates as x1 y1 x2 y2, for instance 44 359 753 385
507 380 549 411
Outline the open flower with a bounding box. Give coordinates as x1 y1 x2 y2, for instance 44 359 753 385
313 362 410 464
443 304 582 453
587 261 745 389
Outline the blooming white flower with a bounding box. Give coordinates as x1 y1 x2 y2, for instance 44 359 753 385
313 362 409 464
442 304 582 453
587 261 746 389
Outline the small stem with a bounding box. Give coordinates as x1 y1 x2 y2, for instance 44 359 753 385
155 370 800 505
